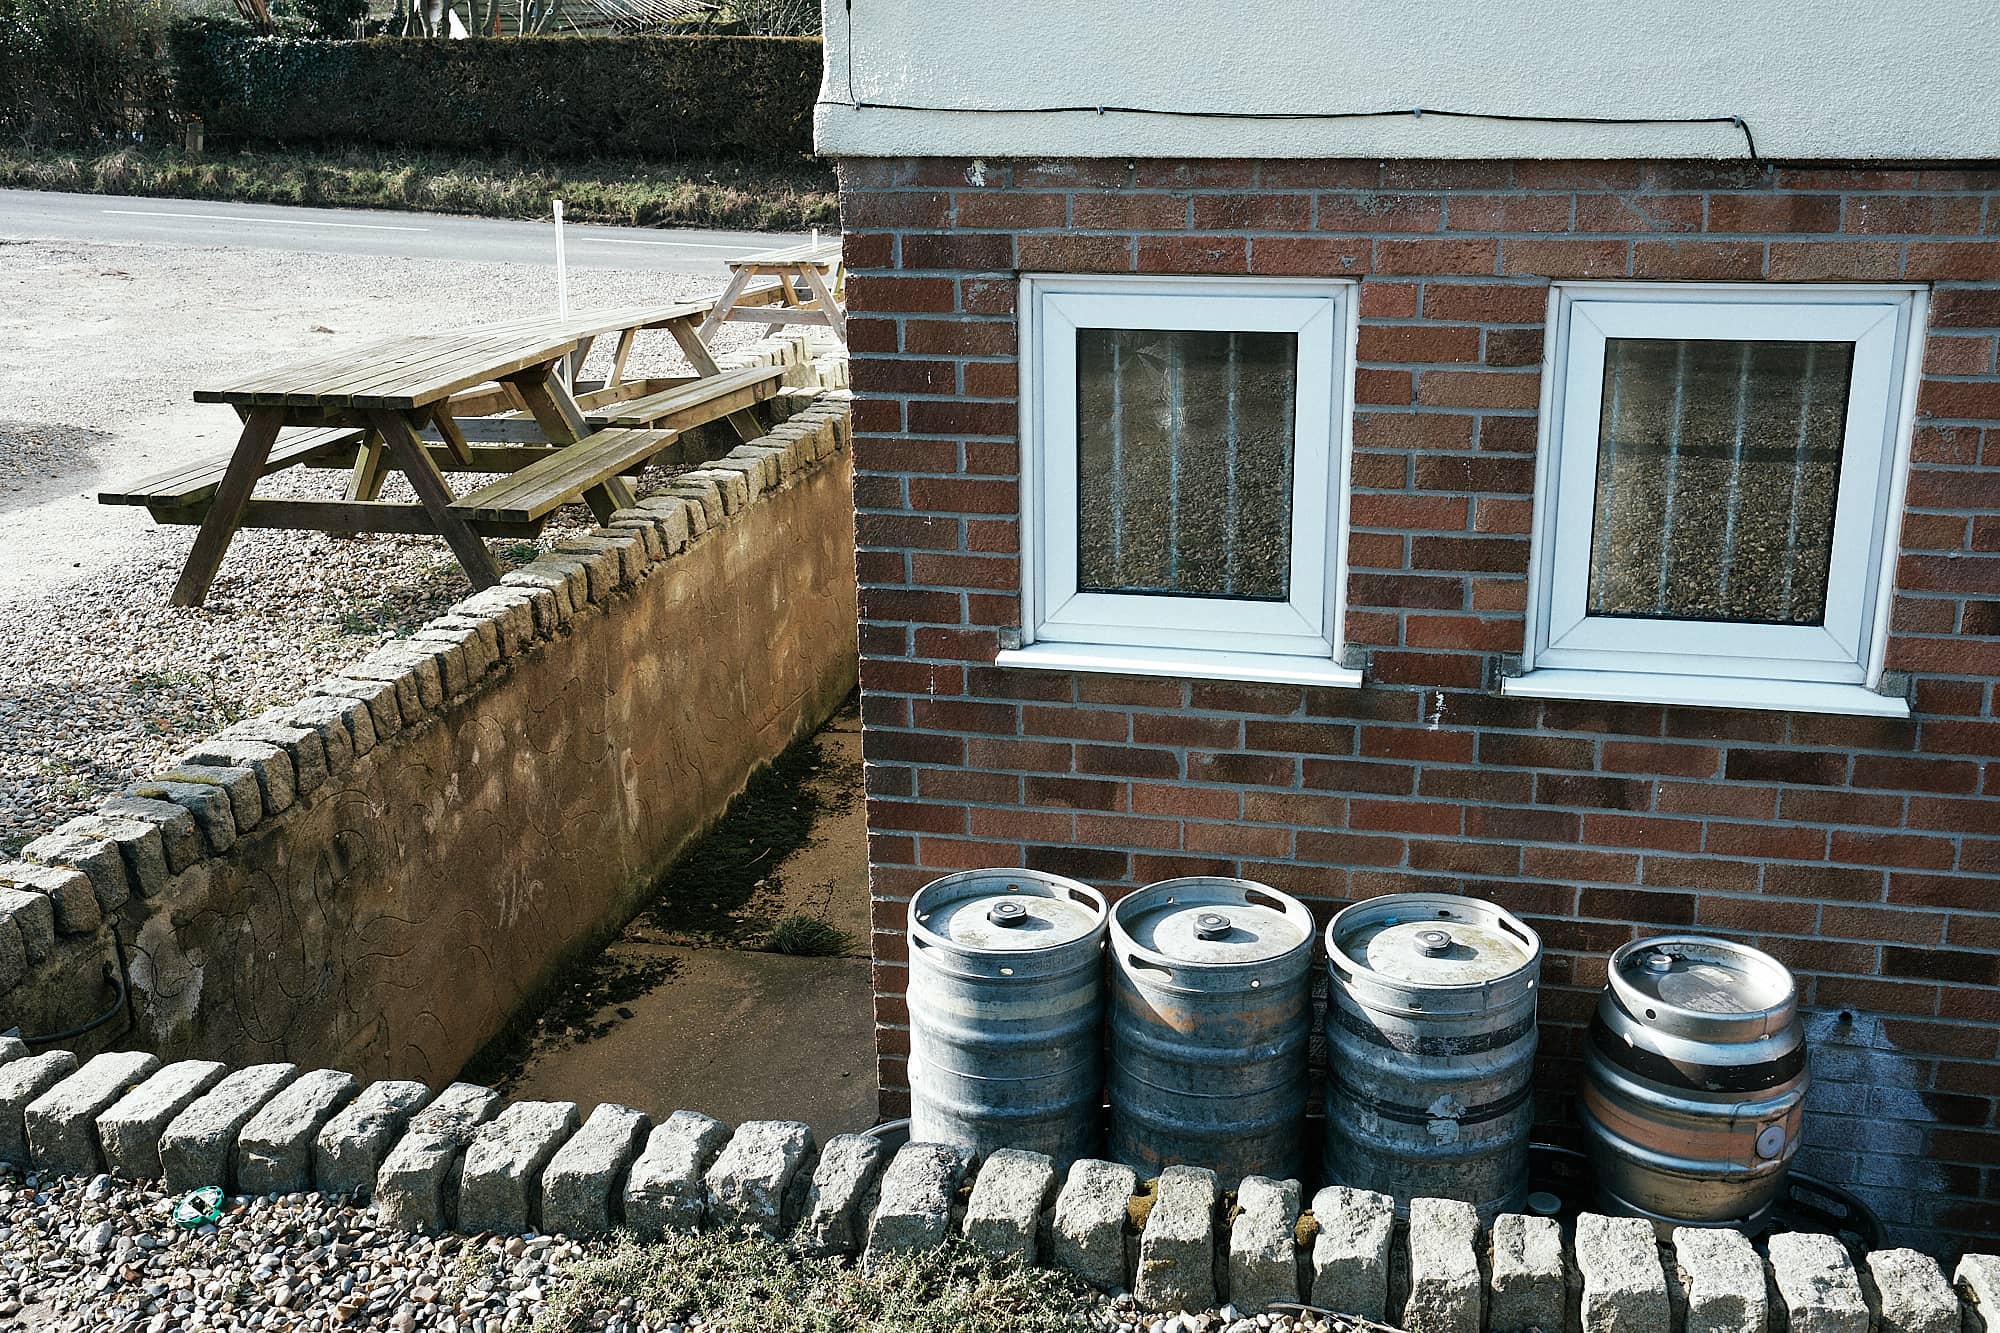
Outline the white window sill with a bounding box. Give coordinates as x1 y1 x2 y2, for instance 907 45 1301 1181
1500 668 1911 718
994 643 1364 689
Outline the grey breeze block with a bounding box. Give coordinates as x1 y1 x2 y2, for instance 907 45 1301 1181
97 1060 229 1180
539 1103 650 1238
234 1068 360 1196
1135 1164 1220 1313
315 1080 434 1202
24 1050 159 1176
373 1082 504 1234
157 1063 299 1193
624 1111 731 1239
1052 1157 1138 1294
704 1119 817 1239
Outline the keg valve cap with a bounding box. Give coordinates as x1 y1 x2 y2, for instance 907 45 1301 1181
1755 1123 1787 1160
1416 928 1453 956
1641 951 1675 973
1194 911 1232 940
987 899 1029 927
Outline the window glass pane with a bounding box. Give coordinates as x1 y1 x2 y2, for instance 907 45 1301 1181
1588 337 1853 626
1075 328 1296 600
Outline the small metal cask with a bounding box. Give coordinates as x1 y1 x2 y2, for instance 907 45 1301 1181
1581 935 1809 1231
1324 893 1541 1220
1108 877 1315 1183
907 869 1108 1170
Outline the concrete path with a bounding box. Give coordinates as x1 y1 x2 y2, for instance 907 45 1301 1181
0 188 807 272
506 712 878 1145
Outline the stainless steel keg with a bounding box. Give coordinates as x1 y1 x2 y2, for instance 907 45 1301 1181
1324 892 1541 1220
907 868 1109 1169
1108 877 1315 1183
1582 935 1809 1231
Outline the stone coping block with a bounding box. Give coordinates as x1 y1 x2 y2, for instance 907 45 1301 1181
312 677 402 742
96 795 202 876
458 1100 580 1236
798 1133 889 1259
626 1111 732 1239
176 738 295 820
1865 1248 1960 1333
705 1119 817 1238
1053 1157 1138 1294
25 1050 159 1176
1135 1164 1220 1313
1675 1226 1769 1333
50 815 167 901
541 1103 650 1239
374 1082 503 1235
97 1060 228 1180
124 778 235 855
0 879 59 957
19 825 131 914
1310 1185 1395 1320
863 1141 975 1273
1229 1174 1302 1315
235 1069 361 1196
1768 1232 1870 1333
1491 1213 1566 1333
156 764 261 836
1577 1212 1669 1333
1407 1196 1483 1333
158 1063 298 1193
316 1080 433 1202
1958 1255 2000 1333
0 1050 79 1163
963 1147 1056 1265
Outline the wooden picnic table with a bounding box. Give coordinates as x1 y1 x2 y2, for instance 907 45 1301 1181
101 300 793 607
699 239 846 345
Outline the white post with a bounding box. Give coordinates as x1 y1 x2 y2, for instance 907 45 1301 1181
553 198 569 325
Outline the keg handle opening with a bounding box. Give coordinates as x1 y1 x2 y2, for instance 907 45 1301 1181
1243 888 1288 913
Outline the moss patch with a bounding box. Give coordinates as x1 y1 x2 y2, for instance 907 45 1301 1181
535 1232 1097 1333
1125 1178 1158 1235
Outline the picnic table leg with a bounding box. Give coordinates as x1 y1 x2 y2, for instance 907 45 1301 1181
609 329 638 387
346 427 388 501
696 267 756 343
665 319 766 444
508 363 636 516
169 407 286 607
370 409 500 591
799 262 849 343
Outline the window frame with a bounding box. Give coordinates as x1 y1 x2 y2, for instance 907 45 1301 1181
1513 281 1926 717
1007 273 1361 687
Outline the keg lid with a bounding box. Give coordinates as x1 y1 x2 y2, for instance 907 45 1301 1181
1610 936 1795 1030
1114 878 1313 966
1329 893 1540 989
911 869 1107 953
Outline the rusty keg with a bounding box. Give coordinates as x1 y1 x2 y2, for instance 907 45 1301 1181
1581 935 1809 1231
1324 893 1541 1219
907 869 1109 1170
1108 877 1315 1183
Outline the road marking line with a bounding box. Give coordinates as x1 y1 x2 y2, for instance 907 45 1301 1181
101 209 431 233
581 236 789 251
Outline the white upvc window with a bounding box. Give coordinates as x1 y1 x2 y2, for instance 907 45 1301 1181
1000 274 1361 688
1511 282 1926 718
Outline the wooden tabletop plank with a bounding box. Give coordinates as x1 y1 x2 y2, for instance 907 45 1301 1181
463 299 719 341
197 331 584 410
729 239 842 268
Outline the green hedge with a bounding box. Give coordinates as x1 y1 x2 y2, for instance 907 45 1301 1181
168 28 820 159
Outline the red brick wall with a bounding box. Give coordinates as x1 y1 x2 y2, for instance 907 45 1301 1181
838 157 2000 1252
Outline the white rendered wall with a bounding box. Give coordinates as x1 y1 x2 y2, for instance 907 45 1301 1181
815 1 2000 162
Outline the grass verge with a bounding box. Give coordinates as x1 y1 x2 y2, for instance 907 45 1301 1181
535 1233 1098 1333
0 145 839 231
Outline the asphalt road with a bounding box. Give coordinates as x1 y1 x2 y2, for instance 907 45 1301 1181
0 188 808 273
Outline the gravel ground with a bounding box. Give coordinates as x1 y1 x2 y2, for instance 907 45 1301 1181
0 236 776 853
0 1159 1360 1333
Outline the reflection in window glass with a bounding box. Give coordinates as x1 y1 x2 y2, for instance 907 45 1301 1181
1075 328 1297 600
1589 337 1854 625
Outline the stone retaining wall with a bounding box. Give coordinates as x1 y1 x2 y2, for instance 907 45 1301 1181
0 1038 1990 1333
0 342 857 1087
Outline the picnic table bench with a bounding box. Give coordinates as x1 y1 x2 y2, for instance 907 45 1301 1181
699 239 845 345
100 300 786 606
